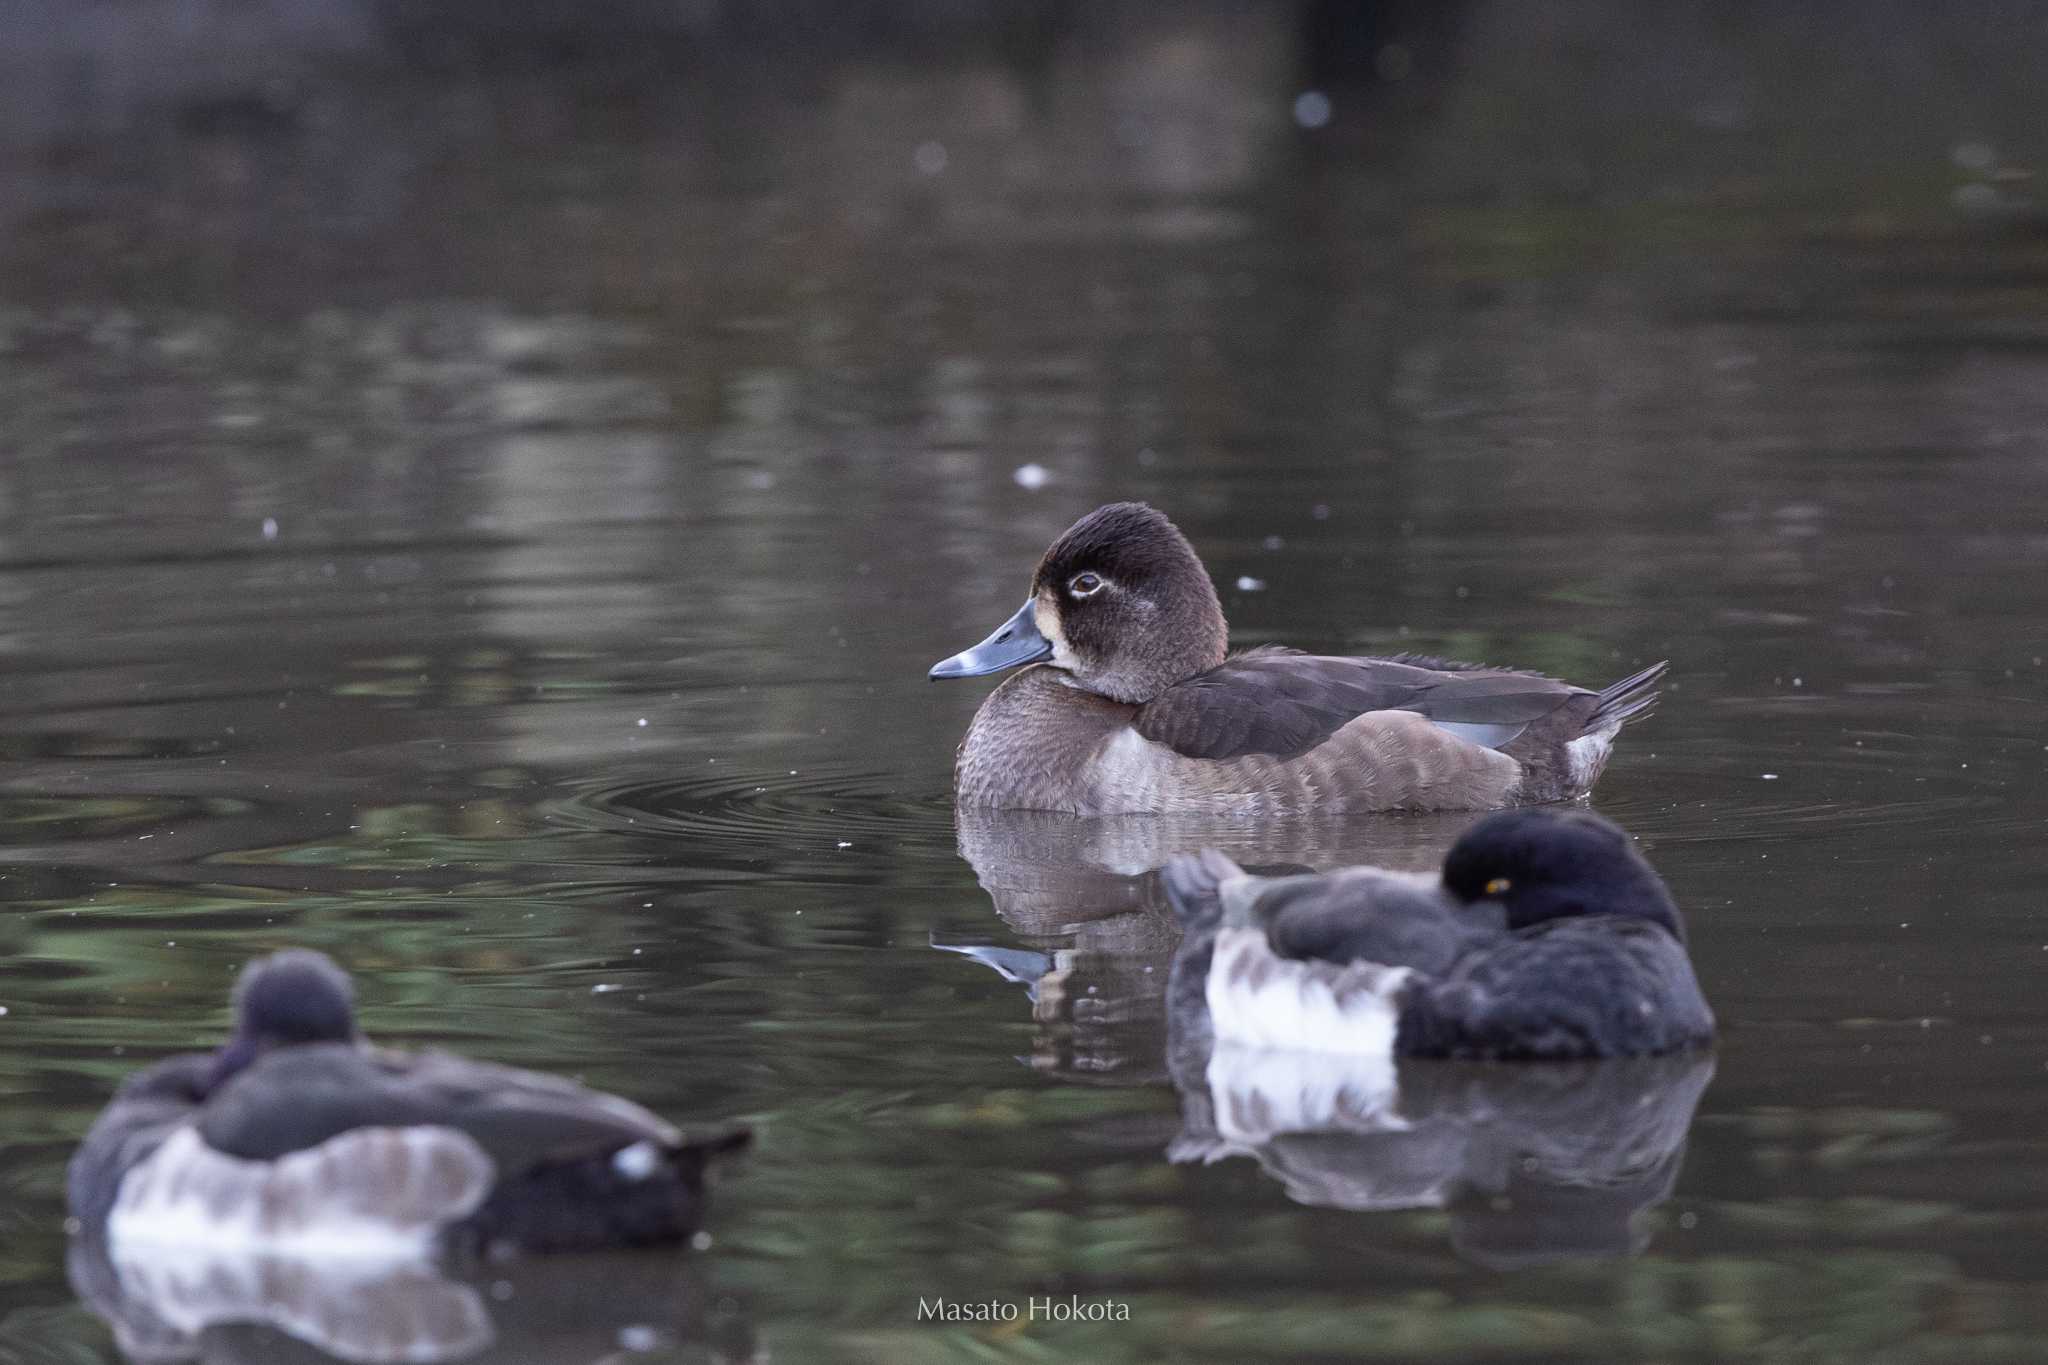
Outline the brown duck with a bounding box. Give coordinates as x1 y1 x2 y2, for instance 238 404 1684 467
930 502 1664 815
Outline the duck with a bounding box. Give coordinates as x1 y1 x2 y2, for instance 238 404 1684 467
929 501 1666 815
67 950 749 1258
1160 808 1714 1060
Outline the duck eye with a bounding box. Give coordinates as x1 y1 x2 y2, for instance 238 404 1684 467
1068 572 1105 599
1484 877 1513 896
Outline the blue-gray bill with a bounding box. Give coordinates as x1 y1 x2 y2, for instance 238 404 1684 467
929 599 1053 679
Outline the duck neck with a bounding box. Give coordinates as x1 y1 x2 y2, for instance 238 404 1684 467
204 1034 262 1094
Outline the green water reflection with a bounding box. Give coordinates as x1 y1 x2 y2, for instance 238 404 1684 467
2 0 2048 1361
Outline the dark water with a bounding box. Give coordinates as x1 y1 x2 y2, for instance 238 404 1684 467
2 2 2047 1361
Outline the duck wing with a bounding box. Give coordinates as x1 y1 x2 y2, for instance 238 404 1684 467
1248 867 1503 977
198 1044 683 1172
1132 649 1594 761
1161 851 1500 977
1399 919 1715 1060
67 1052 214 1226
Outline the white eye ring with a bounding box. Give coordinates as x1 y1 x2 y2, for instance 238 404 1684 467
1068 572 1106 599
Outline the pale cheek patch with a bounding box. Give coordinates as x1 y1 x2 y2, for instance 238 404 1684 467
1034 596 1082 672
1205 927 1412 1058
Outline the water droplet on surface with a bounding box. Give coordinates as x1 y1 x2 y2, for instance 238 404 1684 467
1292 90 1332 129
1012 463 1050 490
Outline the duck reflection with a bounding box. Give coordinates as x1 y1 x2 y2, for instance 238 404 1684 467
1157 807 1716 1265
1169 1041 1714 1266
937 809 1487 1085
68 1233 760 1365
946 806 1715 1264
954 809 1487 914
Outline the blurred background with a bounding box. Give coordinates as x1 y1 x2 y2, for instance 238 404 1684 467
3 2 2048 1362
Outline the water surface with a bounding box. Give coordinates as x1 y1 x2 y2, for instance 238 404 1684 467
2 3 2047 1361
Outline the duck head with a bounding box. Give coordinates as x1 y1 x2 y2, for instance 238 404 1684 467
207 949 361 1090
929 502 1228 703
1440 809 1685 942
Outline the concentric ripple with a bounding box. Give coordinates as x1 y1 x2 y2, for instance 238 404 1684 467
551 762 960 862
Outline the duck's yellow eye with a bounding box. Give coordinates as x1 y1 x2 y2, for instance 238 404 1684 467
1069 572 1104 598
1484 877 1512 896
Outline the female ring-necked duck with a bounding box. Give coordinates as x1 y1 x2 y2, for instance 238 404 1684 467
1161 808 1714 1060
930 502 1667 815
68 951 748 1257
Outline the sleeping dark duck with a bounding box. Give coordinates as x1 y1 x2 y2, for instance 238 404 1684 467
1161 808 1713 1060
68 950 748 1258
929 502 1665 814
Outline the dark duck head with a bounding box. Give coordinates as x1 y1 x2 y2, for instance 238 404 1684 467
208 949 361 1090
1439 808 1685 943
930 502 1228 704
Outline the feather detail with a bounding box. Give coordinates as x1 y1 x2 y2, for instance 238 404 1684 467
1205 927 1413 1056
109 1125 495 1259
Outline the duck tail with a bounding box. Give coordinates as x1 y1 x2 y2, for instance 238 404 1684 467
1161 849 1244 930
1589 660 1668 732
447 1125 752 1256
673 1127 752 1176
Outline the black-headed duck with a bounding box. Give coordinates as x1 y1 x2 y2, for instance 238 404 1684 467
68 950 748 1256
930 502 1665 815
1160 808 1714 1060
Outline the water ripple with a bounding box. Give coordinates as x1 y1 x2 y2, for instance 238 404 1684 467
551 762 960 861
